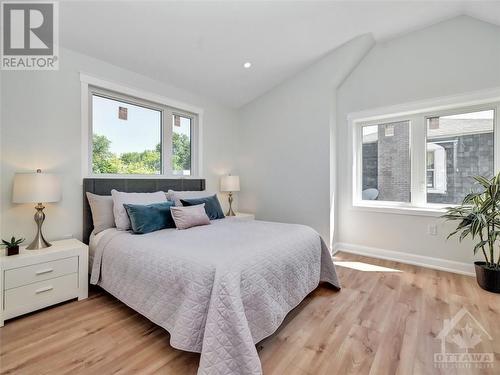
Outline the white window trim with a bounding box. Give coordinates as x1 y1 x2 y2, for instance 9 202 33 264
349 87 500 216
80 73 203 179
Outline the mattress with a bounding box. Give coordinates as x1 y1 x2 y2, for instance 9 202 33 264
90 218 340 375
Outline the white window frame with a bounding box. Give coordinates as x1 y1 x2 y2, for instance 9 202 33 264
80 73 203 179
349 88 500 216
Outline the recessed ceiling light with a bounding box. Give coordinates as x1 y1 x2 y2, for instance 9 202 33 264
243 62 252 69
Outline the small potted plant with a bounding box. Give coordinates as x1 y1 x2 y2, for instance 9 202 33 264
443 174 500 293
1 236 25 256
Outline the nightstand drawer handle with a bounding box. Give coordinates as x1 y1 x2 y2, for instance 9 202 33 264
35 268 54 275
35 286 54 294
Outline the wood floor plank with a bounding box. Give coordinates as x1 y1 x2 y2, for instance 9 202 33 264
1 251 498 374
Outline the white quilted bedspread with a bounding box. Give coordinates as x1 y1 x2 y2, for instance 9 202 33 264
90 219 340 375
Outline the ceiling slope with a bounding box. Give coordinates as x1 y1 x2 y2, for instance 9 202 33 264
60 1 500 108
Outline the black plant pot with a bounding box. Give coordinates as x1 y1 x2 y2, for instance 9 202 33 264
474 262 500 293
7 245 19 256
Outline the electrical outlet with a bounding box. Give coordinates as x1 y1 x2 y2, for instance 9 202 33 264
428 224 438 236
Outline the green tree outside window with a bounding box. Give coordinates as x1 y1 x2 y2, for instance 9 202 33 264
92 134 190 174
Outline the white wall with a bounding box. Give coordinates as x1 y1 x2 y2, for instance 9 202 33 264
237 34 375 243
336 16 500 265
0 48 238 242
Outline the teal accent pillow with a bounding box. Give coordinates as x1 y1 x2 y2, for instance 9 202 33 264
124 201 176 234
180 195 225 220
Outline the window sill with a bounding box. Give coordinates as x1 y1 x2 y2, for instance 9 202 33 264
351 203 451 217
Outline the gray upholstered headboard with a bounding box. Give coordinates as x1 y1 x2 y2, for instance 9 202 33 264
82 178 206 244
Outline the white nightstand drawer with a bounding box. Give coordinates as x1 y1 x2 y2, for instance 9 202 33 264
4 256 78 290
4 273 78 315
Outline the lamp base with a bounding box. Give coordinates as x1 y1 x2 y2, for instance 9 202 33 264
26 203 52 250
226 192 236 216
26 234 52 250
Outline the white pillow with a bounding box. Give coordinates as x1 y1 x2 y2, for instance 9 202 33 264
166 190 215 207
111 189 166 230
86 192 115 234
170 204 210 230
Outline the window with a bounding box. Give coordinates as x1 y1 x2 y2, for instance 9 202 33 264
426 151 435 188
92 95 162 174
353 101 499 211
426 145 446 194
361 121 411 202
89 87 197 176
426 110 494 204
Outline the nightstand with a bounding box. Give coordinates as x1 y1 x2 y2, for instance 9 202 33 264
0 239 88 327
228 212 255 221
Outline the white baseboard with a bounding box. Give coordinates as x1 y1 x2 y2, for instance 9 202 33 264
333 242 475 276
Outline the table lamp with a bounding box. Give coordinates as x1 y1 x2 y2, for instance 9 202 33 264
220 175 240 216
12 169 62 250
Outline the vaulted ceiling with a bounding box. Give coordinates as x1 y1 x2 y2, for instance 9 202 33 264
60 1 500 108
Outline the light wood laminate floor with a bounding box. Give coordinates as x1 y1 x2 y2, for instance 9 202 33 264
1 252 498 374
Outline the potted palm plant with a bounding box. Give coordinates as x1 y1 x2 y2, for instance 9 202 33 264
443 174 500 293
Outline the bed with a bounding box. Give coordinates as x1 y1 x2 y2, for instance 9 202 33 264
83 178 340 375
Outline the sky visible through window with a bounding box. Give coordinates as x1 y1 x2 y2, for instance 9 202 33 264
93 95 160 154
92 95 192 155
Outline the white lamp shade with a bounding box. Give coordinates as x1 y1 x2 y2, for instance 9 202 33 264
220 175 240 192
13 172 62 204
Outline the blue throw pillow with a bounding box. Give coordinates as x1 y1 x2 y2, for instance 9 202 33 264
124 201 176 234
180 195 225 220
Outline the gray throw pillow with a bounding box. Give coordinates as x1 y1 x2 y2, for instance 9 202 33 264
86 192 115 234
166 190 216 207
111 189 167 230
